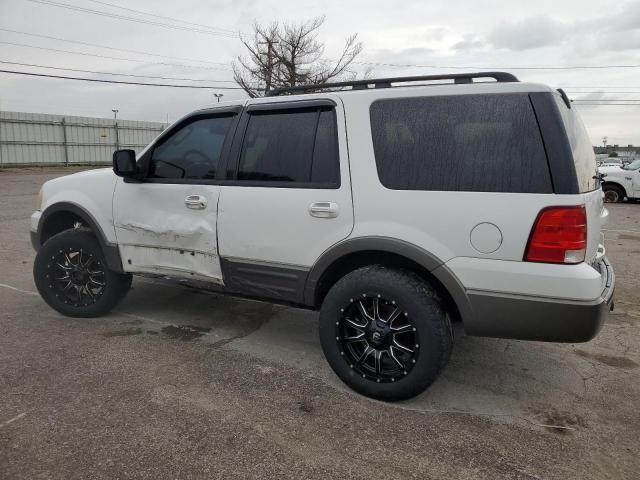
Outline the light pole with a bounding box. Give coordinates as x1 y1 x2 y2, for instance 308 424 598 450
112 109 119 150
213 93 223 103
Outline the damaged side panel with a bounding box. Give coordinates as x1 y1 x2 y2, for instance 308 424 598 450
112 181 223 282
120 244 223 282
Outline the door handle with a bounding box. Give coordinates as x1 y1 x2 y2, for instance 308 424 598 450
185 195 207 210
309 202 339 218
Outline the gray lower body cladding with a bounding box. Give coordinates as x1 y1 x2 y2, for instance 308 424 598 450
220 258 309 305
463 257 615 343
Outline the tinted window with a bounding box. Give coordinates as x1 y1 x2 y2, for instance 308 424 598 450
237 107 339 185
150 115 234 179
312 109 340 183
370 94 552 193
554 95 598 192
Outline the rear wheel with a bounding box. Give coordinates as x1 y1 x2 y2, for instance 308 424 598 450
603 184 625 203
319 266 453 401
34 229 131 317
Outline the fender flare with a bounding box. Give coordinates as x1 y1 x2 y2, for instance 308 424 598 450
303 236 473 323
36 202 124 273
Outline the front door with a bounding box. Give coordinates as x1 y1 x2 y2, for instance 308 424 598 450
216 98 353 302
113 110 239 282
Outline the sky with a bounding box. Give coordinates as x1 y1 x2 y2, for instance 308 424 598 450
0 0 639 145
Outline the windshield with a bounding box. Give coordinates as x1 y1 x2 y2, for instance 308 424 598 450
625 159 640 170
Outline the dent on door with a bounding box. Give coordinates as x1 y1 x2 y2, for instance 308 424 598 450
115 208 222 281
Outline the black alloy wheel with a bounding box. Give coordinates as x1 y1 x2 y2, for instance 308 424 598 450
319 266 453 401
337 294 418 383
46 248 106 307
34 229 131 317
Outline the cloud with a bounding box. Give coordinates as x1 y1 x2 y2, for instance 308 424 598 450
487 16 566 51
452 33 485 51
485 2 640 52
598 29 640 51
422 26 446 42
605 0 640 31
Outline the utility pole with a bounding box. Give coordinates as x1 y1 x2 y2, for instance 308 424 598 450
112 108 119 150
258 39 279 94
213 93 223 103
602 136 608 148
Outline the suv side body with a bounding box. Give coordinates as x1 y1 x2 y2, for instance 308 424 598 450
30 75 615 400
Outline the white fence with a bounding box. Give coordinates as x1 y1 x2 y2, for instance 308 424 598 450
0 111 167 166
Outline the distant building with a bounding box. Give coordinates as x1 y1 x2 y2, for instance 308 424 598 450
594 145 639 161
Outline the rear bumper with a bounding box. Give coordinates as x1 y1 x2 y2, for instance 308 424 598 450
464 257 615 343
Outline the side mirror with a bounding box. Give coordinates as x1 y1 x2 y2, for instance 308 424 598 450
113 149 137 178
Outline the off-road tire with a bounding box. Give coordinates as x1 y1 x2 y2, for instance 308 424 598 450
319 265 453 401
34 229 131 317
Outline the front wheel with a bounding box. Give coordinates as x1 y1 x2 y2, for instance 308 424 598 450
603 184 625 203
319 266 453 401
34 229 131 317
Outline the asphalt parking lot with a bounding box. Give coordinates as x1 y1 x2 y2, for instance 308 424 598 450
1 167 639 479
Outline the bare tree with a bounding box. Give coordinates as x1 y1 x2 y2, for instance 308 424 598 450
233 16 363 97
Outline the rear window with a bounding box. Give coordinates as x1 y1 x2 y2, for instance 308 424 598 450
370 94 552 193
553 95 598 192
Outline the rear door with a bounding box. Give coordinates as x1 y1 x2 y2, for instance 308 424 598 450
216 98 353 302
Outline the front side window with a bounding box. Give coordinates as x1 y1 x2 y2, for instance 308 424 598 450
370 94 552 193
149 115 234 180
237 107 339 186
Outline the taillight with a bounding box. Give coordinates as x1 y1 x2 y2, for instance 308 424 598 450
524 206 587 264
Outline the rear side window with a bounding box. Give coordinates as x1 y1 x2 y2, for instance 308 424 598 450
370 94 552 193
237 107 339 186
554 95 598 192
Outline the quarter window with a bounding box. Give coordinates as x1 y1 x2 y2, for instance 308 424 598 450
554 95 598 192
149 115 234 180
370 94 553 193
237 107 339 186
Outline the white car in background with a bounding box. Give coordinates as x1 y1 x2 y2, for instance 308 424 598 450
598 158 623 168
600 159 640 203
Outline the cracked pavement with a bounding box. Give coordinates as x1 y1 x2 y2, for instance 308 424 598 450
1 167 639 479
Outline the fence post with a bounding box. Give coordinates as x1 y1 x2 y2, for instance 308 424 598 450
61 117 69 164
114 121 119 151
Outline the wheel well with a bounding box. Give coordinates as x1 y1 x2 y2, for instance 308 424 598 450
313 250 462 323
40 210 87 244
602 181 627 195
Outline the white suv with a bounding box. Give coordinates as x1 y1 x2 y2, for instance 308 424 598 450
30 72 615 400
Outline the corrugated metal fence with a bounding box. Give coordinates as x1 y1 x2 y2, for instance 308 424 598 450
0 111 167 166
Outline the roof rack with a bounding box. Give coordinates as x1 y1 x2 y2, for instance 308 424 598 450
266 71 519 97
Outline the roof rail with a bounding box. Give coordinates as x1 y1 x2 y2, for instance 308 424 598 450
266 71 519 97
